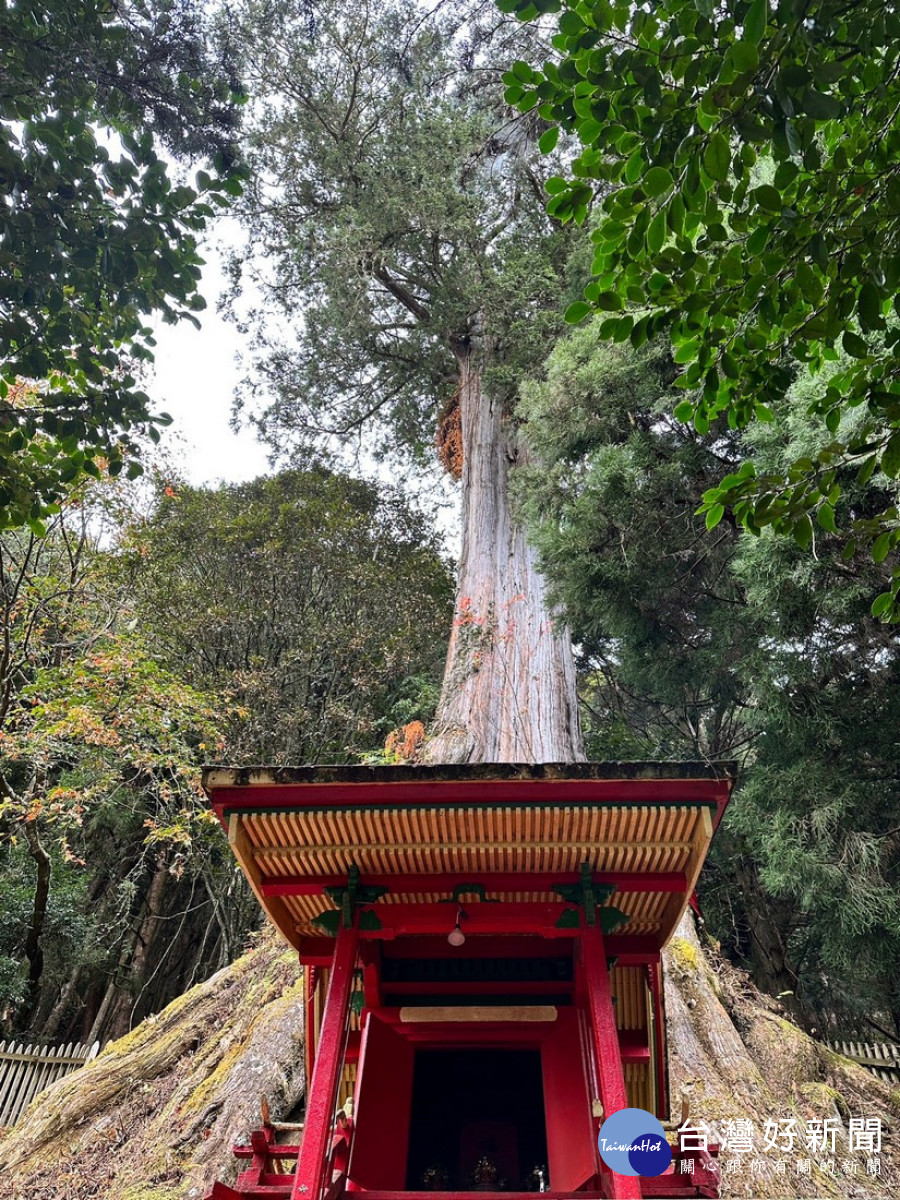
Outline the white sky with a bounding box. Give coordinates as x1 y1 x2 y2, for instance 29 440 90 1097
145 236 270 486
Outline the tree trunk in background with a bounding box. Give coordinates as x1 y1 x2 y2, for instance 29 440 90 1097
105 855 169 1041
425 348 583 764
21 821 51 1024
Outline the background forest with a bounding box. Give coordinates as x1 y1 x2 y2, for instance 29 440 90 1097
0 0 898 1075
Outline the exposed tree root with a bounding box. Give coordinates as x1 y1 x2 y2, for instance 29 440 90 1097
1 916 897 1198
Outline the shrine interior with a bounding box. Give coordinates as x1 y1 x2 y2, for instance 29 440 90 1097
405 1049 548 1191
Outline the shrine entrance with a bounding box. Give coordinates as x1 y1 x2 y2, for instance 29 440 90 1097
405 1049 548 1192
203 761 735 1200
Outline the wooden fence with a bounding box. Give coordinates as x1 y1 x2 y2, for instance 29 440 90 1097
0 1039 100 1127
827 1038 900 1085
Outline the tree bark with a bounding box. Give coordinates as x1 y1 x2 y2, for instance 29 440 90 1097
425 347 583 764
21 820 51 1021
105 855 169 1040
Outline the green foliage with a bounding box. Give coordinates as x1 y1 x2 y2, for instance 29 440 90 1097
227 0 581 463
516 330 900 1030
0 1 247 530
0 842 99 1016
506 0 900 617
0 467 451 1038
117 469 454 763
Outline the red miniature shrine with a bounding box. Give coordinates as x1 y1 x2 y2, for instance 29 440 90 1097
202 762 734 1200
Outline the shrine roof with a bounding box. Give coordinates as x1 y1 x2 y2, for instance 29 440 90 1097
203 762 736 953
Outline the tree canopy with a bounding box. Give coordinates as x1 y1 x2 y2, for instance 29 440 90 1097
227 0 581 465
505 0 900 618
515 330 900 1032
0 468 451 1041
0 0 247 532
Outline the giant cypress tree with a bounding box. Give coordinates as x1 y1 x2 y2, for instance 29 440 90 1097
229 0 585 761
3 5 900 1196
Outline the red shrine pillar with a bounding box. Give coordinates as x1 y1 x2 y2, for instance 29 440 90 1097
292 921 359 1200
580 922 644 1200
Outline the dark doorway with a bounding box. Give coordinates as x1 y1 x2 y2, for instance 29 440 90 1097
406 1049 548 1191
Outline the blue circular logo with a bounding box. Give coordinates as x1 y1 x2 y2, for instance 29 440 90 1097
597 1107 673 1178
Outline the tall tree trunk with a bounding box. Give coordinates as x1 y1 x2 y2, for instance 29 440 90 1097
425 347 583 764
105 855 169 1040
21 820 51 1022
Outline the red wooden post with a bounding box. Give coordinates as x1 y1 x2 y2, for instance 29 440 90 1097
305 965 319 1083
292 922 359 1200
580 921 643 1200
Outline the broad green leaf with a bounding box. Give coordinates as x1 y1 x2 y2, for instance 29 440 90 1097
793 513 813 549
704 132 730 183
643 166 674 197
817 501 837 532
842 330 869 358
730 40 759 74
647 209 667 254
872 591 894 617
539 126 559 153
565 301 593 323
705 503 725 529
857 282 883 332
882 430 900 478
744 0 767 43
754 184 782 211
873 531 894 562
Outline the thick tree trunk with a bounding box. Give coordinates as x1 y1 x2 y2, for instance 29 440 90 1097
425 348 583 764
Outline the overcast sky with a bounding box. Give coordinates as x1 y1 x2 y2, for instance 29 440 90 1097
144 233 270 486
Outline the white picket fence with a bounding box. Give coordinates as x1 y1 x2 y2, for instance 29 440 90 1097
0 1039 100 1127
827 1038 900 1085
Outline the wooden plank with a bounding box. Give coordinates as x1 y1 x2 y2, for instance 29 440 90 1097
656 808 713 947
398 1005 557 1023
229 814 301 949
250 838 695 858
261 871 688 896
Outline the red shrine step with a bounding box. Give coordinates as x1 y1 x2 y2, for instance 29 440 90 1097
212 1185 707 1200
209 1183 293 1199
356 1191 704 1200
358 1190 705 1200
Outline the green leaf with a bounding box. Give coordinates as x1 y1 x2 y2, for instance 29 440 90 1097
704 132 730 183
565 301 592 324
801 88 842 121
842 331 869 358
539 126 560 154
873 531 894 563
705 503 725 530
754 184 782 212
647 209 667 255
744 0 767 44
793 513 813 550
858 282 883 332
643 166 674 197
872 591 894 618
882 430 900 479
817 501 837 533
730 40 759 74
559 10 584 35
673 339 700 364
